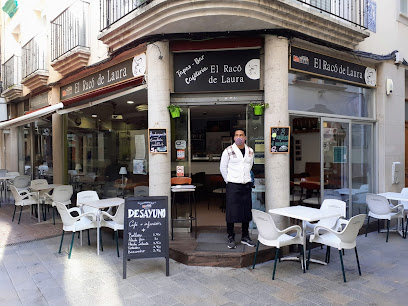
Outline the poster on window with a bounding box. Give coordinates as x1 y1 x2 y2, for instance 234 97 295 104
133 159 147 175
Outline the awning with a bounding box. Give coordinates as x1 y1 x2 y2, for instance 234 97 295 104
0 103 64 129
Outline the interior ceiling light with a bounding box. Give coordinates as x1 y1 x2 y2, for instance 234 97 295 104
135 104 148 112
91 114 97 117
127 101 135 104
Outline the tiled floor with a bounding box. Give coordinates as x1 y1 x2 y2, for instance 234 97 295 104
0 203 62 247
0 226 407 305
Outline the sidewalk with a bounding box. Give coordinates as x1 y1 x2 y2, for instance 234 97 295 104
0 229 407 305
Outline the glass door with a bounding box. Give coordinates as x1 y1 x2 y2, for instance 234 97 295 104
321 118 351 217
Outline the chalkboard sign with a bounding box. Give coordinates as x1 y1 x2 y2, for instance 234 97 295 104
270 127 290 153
148 128 167 153
123 196 169 278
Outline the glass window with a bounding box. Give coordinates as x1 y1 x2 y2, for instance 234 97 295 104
288 72 374 118
401 0 408 15
66 92 149 199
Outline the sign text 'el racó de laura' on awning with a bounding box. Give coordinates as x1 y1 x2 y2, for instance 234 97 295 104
290 46 376 88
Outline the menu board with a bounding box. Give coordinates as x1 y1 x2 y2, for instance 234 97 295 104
123 196 169 278
270 127 290 153
149 128 167 153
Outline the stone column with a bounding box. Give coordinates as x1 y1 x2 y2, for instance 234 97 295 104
147 41 171 205
376 62 405 192
264 35 289 228
52 113 64 184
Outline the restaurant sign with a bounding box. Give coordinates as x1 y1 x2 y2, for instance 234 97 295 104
290 46 376 88
60 52 146 101
173 49 260 92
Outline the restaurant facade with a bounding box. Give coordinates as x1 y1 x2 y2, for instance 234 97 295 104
0 1 406 238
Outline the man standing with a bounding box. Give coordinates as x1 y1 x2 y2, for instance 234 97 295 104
220 129 255 249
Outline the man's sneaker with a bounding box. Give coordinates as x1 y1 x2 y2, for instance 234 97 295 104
241 236 256 247
227 237 236 249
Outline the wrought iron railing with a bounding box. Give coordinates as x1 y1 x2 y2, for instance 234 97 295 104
100 0 367 31
2 55 21 89
22 36 46 78
100 0 153 30
51 0 90 61
296 0 367 28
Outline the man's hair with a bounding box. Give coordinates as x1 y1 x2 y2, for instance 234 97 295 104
234 129 246 136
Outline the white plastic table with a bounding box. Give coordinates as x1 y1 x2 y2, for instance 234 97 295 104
80 197 124 255
269 206 341 268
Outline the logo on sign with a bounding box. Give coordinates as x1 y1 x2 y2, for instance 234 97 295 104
132 53 146 77
293 55 309 65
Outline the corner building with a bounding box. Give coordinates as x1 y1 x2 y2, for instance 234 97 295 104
1 0 407 254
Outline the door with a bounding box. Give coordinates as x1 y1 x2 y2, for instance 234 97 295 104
321 118 351 217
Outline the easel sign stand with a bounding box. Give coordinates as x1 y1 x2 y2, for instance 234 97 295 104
123 196 169 279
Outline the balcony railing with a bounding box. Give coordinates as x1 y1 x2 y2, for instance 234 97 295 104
297 0 367 28
51 0 90 61
100 0 367 31
100 0 152 30
22 36 46 79
2 55 21 89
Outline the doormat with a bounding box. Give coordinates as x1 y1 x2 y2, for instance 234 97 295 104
195 242 245 253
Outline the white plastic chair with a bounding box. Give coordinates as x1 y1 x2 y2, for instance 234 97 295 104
305 199 346 233
252 209 304 280
10 185 38 224
44 185 73 225
398 188 408 237
134 186 149 197
309 214 366 282
55 201 97 259
365 194 404 242
76 190 100 216
8 175 31 192
100 203 125 257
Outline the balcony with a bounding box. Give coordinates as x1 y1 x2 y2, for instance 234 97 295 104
21 36 49 91
98 0 369 52
50 0 90 76
1 55 23 101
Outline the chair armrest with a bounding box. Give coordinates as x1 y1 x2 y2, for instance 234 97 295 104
280 225 302 238
20 192 38 200
390 204 404 213
100 210 114 221
313 224 341 238
68 207 82 216
79 212 97 222
333 218 348 231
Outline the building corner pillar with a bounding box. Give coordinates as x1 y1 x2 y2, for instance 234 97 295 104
264 35 289 227
52 113 64 184
147 41 171 206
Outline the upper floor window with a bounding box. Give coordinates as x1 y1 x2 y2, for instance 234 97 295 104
22 36 47 78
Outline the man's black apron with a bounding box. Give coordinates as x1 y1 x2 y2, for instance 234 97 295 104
226 182 252 223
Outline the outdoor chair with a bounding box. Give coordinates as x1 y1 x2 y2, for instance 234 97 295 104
8 175 31 192
100 202 125 257
398 187 408 237
77 190 100 216
9 185 38 224
308 214 366 282
44 185 73 225
55 201 97 259
252 209 304 280
365 194 404 242
305 199 346 233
